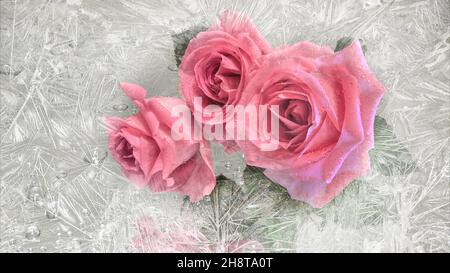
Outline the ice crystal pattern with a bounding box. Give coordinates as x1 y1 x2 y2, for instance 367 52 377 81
0 0 449 253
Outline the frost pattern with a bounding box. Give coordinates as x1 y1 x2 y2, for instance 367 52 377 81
0 0 448 253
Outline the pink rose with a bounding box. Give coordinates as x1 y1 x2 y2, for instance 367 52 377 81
132 216 264 253
179 11 271 152
132 217 211 253
238 41 385 208
105 83 216 202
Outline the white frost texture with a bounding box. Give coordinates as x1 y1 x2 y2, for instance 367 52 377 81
0 0 449 253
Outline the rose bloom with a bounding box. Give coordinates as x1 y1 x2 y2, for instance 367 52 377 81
132 216 264 253
179 11 271 152
238 41 385 208
105 83 215 202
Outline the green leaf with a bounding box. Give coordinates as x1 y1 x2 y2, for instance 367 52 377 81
241 166 289 197
171 26 207 67
188 172 272 245
240 166 307 250
370 115 417 176
334 37 367 54
335 37 354 52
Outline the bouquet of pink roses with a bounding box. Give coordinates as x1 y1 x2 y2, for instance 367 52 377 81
105 11 390 209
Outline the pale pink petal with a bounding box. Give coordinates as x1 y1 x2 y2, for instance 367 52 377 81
287 68 365 184
147 147 215 202
172 149 216 202
120 82 147 101
211 10 271 54
143 97 202 178
280 41 333 59
135 137 160 180
265 142 370 208
123 169 149 188
323 40 385 151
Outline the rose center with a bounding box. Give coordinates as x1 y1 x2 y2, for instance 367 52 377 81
115 136 139 169
283 99 311 126
203 54 241 105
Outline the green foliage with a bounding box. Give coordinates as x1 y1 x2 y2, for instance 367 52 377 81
172 26 207 67
370 116 417 176
334 37 367 54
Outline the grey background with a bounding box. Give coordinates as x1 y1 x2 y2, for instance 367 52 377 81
0 0 449 252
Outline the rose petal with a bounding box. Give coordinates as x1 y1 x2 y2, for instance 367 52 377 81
120 82 147 101
211 10 271 55
323 40 385 151
172 147 216 202
280 41 333 59
264 141 371 208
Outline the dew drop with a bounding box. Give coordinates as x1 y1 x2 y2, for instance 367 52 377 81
86 168 97 180
167 65 178 71
225 161 231 170
67 238 81 252
241 242 262 253
84 148 107 166
27 186 43 202
45 201 58 219
25 225 40 241
272 241 283 251
56 171 67 179
235 178 244 187
112 103 128 111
